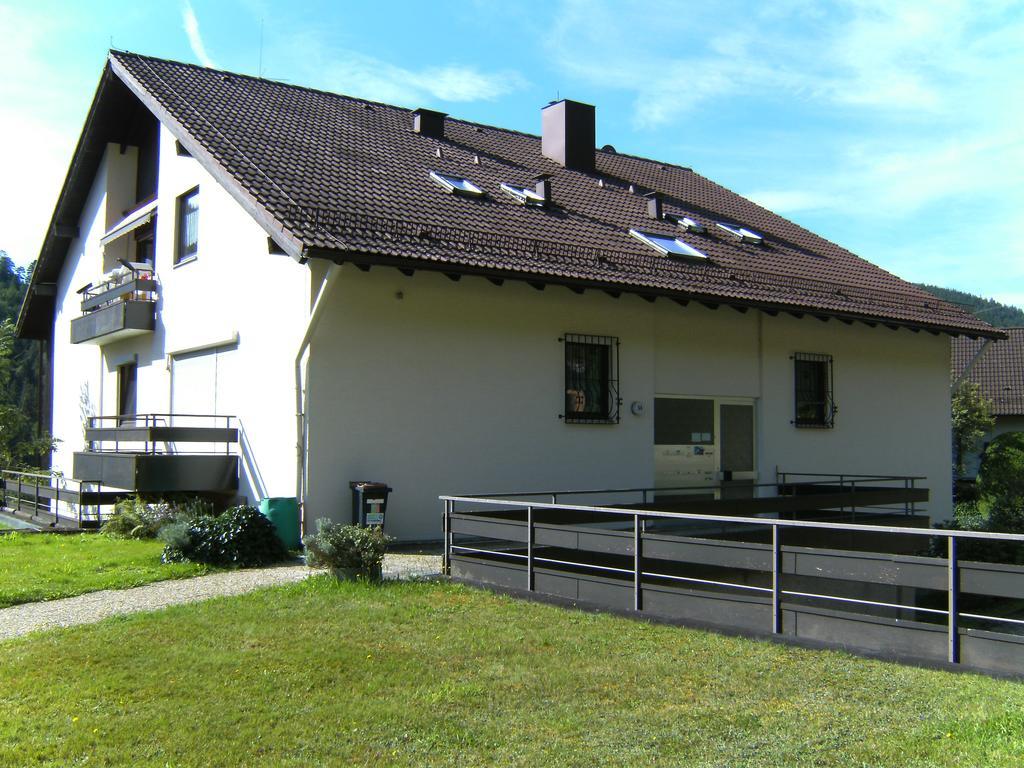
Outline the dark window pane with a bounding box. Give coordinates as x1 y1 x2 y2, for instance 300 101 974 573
565 341 610 420
176 188 199 262
794 354 833 427
654 398 714 445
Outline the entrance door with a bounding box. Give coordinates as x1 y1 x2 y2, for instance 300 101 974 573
654 396 757 498
719 402 756 498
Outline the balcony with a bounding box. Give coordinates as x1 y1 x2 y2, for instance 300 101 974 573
73 414 238 494
70 266 157 345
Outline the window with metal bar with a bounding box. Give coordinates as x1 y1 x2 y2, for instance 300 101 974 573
793 352 835 428
562 334 620 424
175 187 199 264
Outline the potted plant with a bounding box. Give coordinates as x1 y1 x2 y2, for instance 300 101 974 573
302 519 390 580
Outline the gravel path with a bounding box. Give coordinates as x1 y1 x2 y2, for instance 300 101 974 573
0 553 442 641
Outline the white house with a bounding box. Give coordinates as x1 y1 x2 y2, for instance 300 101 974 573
15 52 1002 540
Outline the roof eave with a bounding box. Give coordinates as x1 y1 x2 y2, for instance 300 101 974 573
303 247 1006 340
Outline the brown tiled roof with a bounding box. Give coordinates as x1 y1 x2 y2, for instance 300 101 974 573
952 329 1024 415
19 51 1002 338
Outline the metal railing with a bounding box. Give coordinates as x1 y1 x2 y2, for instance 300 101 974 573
0 470 104 528
440 490 1024 667
79 264 157 313
462 473 926 518
86 413 237 455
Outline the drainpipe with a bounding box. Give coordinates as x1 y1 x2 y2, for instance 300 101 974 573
295 263 342 533
951 339 993 392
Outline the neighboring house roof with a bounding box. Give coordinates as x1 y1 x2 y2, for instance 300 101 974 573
952 328 1024 416
17 51 1002 340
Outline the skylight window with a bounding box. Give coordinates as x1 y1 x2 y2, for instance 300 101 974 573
430 171 484 197
666 213 705 234
715 222 762 244
629 229 708 260
500 182 546 206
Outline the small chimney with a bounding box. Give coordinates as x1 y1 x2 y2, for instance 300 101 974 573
542 99 595 172
534 174 552 207
412 108 447 139
645 192 662 220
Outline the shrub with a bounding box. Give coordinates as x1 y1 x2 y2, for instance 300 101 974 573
161 505 288 567
101 496 175 539
302 520 389 577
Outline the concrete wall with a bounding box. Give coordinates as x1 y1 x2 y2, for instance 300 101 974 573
306 267 953 541
50 127 309 504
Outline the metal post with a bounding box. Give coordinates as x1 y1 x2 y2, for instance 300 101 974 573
526 506 534 592
634 513 642 612
642 489 648 506
441 500 449 576
910 478 917 516
948 535 960 664
443 500 452 576
772 524 782 634
904 477 910 516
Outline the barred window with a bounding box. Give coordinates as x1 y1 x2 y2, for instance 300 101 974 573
175 187 199 263
562 334 619 424
793 352 835 428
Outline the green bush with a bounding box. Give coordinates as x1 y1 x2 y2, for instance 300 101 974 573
302 520 389 577
161 505 287 567
101 495 218 539
101 496 175 539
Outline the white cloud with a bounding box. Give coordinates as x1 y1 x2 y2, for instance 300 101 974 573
183 1 217 68
314 51 527 105
544 0 1024 297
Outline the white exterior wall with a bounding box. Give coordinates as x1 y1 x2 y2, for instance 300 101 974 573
306 268 953 541
49 127 310 503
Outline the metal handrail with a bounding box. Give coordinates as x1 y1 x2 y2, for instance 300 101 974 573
465 474 923 502
441 495 1020 542
441 493 1024 666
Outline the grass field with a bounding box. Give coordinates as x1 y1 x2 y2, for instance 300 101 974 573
1 577 1021 767
0 533 211 608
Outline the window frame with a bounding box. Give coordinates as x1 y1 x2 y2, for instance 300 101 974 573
792 352 835 429
174 186 200 265
561 333 620 425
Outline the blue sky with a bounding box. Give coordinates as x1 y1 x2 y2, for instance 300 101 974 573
2 0 1022 307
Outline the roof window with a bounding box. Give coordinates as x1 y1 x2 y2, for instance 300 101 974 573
716 222 762 244
429 171 484 197
629 229 708 260
666 213 705 234
500 182 546 206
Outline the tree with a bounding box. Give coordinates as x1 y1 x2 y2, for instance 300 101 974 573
977 432 1024 532
0 252 53 470
952 382 995 480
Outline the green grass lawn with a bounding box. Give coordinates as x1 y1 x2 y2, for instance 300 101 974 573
1 578 1021 767
0 533 211 608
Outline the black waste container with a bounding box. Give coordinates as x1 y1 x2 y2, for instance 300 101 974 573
350 481 392 528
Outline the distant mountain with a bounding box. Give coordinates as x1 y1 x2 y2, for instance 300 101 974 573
916 284 1024 329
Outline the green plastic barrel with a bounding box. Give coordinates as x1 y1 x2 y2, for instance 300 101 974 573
259 497 301 550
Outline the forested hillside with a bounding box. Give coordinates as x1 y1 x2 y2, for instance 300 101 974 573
917 284 1024 328
0 252 47 468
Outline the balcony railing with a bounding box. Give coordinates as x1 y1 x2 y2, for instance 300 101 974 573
73 413 238 493
71 264 157 345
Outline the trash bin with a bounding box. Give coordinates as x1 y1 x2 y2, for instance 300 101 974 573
259 496 301 550
350 481 392 528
